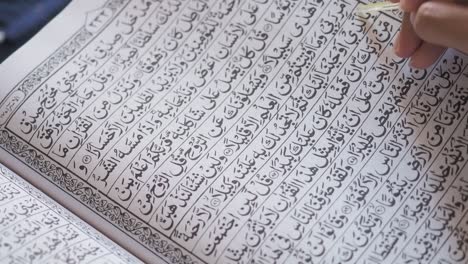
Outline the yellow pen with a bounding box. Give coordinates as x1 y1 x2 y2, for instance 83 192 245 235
355 1 401 15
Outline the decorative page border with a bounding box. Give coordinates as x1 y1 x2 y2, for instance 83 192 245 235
0 130 198 264
17 0 127 94
0 163 141 263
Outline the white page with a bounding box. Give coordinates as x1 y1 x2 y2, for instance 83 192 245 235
1 0 468 263
0 164 141 263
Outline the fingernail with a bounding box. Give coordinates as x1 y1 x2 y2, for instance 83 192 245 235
400 0 407 11
394 34 401 55
400 0 410 12
410 12 416 25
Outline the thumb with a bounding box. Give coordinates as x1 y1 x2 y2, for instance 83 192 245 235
411 1 468 54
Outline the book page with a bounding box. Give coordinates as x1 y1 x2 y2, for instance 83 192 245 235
0 164 141 263
1 0 468 263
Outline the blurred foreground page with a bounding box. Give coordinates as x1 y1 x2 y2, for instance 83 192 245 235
0 164 141 263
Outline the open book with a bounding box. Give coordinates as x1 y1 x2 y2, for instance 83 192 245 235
1 0 467 263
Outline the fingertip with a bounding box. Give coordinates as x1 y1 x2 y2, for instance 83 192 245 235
393 34 402 56
410 59 434 69
393 33 408 58
395 13 422 58
409 58 429 69
409 43 446 69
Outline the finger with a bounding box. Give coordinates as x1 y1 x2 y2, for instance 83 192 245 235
411 1 468 54
394 13 422 58
400 0 427 12
409 42 446 68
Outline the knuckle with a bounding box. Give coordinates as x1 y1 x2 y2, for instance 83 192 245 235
413 2 436 35
417 2 436 19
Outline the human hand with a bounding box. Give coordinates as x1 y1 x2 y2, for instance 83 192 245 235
392 0 468 68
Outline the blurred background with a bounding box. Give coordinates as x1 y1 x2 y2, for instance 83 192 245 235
0 0 71 63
